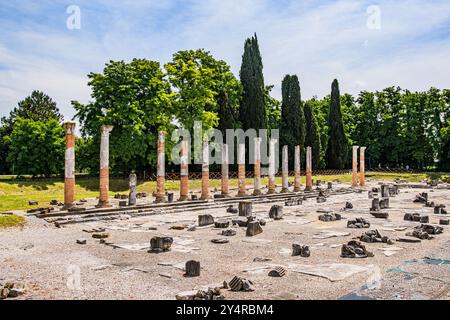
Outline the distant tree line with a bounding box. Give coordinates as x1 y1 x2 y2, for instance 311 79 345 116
0 34 449 177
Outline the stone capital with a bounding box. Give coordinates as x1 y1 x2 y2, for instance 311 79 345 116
63 122 76 135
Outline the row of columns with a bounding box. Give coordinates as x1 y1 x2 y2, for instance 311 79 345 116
63 124 367 207
352 146 367 187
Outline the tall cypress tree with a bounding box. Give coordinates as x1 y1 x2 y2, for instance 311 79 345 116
280 75 306 165
304 102 321 169
239 34 266 132
326 79 348 168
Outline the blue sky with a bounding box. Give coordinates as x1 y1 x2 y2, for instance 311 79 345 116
1 0 449 121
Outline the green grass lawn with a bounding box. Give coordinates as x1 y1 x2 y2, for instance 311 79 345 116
0 214 27 228
0 172 447 212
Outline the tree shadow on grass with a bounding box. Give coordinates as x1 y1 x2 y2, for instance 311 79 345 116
4 179 60 191
75 177 144 193
425 172 450 183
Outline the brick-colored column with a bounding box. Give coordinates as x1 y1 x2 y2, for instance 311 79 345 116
281 145 289 193
253 137 262 196
63 122 76 209
179 140 189 201
294 145 301 192
200 138 210 200
98 125 113 207
352 146 359 187
305 146 313 191
360 147 366 187
267 138 276 194
155 131 166 203
238 143 246 196
221 143 229 196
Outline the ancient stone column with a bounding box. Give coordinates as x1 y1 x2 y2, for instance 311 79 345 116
155 131 166 203
238 143 246 197
268 139 277 194
360 147 366 187
294 145 301 192
253 137 262 196
200 138 210 200
98 125 113 207
63 122 76 209
352 146 359 188
305 146 313 191
221 143 229 197
179 140 189 201
128 173 137 206
281 145 289 193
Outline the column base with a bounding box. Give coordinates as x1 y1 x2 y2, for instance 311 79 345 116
281 188 289 193
293 187 301 192
237 192 247 197
304 187 313 192
253 190 262 196
62 203 75 211
154 197 165 204
267 189 276 195
178 196 189 202
96 201 112 208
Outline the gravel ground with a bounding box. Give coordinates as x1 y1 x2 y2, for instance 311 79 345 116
0 181 449 300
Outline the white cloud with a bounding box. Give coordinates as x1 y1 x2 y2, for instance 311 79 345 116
0 0 449 120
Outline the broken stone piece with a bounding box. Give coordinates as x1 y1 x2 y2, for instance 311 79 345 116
379 198 390 209
214 220 230 229
170 224 187 230
246 221 263 237
150 236 173 253
198 214 215 227
440 219 449 225
368 191 374 199
232 217 248 227
253 257 272 262
259 219 267 226
119 201 128 207
345 202 354 210
269 205 283 220
359 230 393 245
211 238 229 244
28 201 38 206
226 205 238 214
185 260 200 277
191 195 198 201
318 212 341 222
317 196 327 203
341 241 374 258
371 198 381 211
414 192 428 203
92 233 109 239
229 276 255 292
292 244 310 257
347 218 370 229
268 266 286 277
76 239 87 245
285 197 303 207
222 229 237 237
370 211 389 219
239 201 253 217
397 236 421 243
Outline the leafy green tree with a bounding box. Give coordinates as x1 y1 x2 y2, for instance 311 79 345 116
0 91 63 174
73 59 174 175
280 75 306 161
304 102 321 169
165 49 242 134
6 118 64 177
239 34 266 132
326 79 348 169
306 96 329 168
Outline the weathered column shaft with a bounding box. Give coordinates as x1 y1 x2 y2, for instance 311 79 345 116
179 140 189 201
200 138 210 200
238 143 246 196
98 125 113 207
63 122 76 208
221 144 229 196
352 146 359 187
294 145 301 192
360 147 366 187
155 131 166 203
253 138 262 196
268 139 276 194
305 146 313 191
281 145 289 193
